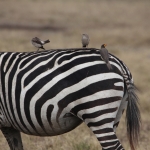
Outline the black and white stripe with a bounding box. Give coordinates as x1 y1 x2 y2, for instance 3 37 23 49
0 48 140 150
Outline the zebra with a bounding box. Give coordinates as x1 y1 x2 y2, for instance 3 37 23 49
0 48 141 150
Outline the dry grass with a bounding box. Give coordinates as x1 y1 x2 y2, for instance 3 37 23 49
0 0 149 149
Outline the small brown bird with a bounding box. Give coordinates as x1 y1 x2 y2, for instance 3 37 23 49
100 44 112 70
82 34 90 48
31 37 50 52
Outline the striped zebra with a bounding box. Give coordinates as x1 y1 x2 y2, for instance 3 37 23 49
0 48 140 150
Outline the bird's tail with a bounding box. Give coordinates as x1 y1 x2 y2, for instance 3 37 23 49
82 45 86 48
44 39 50 44
106 62 113 70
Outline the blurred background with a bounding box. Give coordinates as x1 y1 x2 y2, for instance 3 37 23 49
0 0 149 149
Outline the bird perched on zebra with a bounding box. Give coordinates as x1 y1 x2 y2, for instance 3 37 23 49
82 34 90 47
31 37 50 52
100 44 112 70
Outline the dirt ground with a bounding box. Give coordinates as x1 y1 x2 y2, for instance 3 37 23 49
0 0 149 149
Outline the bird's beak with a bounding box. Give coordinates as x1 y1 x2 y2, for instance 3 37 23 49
104 44 107 47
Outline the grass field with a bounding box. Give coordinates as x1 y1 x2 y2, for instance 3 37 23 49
0 0 150 149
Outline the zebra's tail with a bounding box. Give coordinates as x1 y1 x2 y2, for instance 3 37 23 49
125 80 141 150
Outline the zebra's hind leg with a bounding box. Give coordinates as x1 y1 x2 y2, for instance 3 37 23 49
90 125 124 150
1 127 23 150
78 105 125 149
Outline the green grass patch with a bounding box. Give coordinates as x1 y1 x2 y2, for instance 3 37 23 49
73 142 91 150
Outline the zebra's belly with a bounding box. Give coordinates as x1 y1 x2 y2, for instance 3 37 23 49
19 113 82 136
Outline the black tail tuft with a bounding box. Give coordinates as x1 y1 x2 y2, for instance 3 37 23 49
126 84 141 150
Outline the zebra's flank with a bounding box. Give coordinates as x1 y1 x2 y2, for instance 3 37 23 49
126 84 141 150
